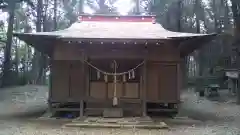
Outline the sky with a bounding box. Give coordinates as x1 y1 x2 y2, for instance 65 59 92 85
83 0 148 15
0 0 150 28
0 11 7 22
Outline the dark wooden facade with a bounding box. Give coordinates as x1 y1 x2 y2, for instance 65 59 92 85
49 41 181 116
14 15 216 117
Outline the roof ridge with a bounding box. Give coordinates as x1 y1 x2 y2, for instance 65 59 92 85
78 15 156 23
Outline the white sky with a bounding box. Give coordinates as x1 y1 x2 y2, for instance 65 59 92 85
0 11 8 21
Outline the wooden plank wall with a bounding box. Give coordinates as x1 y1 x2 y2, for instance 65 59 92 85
147 44 180 61
51 60 85 102
51 60 70 101
53 43 83 60
51 43 181 103
69 61 85 100
88 59 142 100
146 62 178 103
53 42 180 62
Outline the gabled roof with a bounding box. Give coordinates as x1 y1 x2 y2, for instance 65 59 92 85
13 15 216 56
14 15 213 40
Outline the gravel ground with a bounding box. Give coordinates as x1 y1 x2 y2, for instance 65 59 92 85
0 86 240 135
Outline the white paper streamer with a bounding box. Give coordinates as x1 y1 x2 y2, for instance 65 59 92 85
97 70 101 79
123 74 126 82
104 74 108 82
132 70 135 79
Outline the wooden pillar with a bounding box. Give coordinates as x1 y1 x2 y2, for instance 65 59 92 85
80 100 84 117
80 51 86 118
85 58 90 98
177 63 181 102
48 58 53 113
142 56 147 117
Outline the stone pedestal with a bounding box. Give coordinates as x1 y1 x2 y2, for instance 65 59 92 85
103 108 123 118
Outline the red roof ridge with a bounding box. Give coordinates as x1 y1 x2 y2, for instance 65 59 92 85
78 14 156 23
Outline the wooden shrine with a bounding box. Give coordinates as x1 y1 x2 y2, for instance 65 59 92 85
14 15 216 117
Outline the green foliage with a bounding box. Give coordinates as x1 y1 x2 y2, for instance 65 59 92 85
0 0 34 10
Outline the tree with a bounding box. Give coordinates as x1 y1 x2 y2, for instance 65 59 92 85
231 0 240 34
53 0 57 30
230 0 240 104
31 0 43 84
0 0 34 87
1 0 15 87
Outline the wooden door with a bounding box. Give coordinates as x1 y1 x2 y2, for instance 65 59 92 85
146 63 178 102
158 64 178 102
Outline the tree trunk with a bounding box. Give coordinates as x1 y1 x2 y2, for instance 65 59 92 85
37 12 49 85
53 0 57 30
14 18 20 77
79 0 83 14
224 0 230 31
194 0 205 77
99 0 107 13
2 1 16 87
31 0 43 84
177 0 182 32
195 0 201 34
231 0 240 104
135 0 140 14
23 21 31 80
176 0 187 89
213 0 221 33
14 39 19 76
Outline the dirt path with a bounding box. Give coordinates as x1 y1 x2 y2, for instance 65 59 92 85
0 86 240 134
179 89 240 122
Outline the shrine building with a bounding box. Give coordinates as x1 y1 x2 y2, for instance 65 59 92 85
14 15 216 117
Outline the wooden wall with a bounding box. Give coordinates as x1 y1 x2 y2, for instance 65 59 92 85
51 43 181 103
53 43 83 60
53 42 180 61
51 60 85 102
88 59 142 100
145 44 181 103
147 44 180 62
89 82 140 100
51 60 69 101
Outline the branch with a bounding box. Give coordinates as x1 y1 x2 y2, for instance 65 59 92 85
20 0 35 8
0 4 7 9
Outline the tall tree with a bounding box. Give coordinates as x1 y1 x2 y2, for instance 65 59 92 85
0 0 34 87
53 0 57 30
231 0 240 104
135 0 140 14
1 0 15 87
31 0 43 84
231 0 240 34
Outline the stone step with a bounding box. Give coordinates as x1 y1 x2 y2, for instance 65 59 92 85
64 122 169 129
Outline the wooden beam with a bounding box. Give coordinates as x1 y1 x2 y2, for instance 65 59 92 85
87 49 145 59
